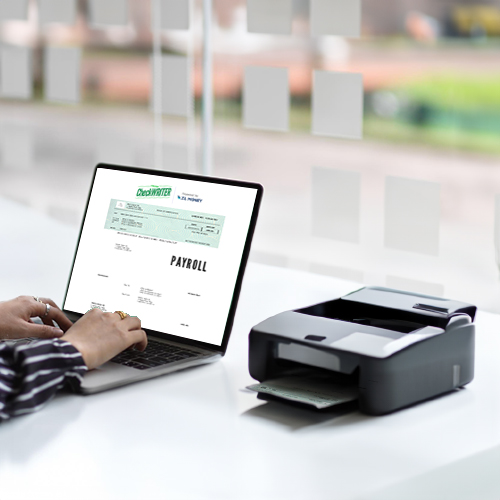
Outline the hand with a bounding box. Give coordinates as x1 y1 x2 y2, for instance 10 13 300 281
0 296 73 340
62 308 147 370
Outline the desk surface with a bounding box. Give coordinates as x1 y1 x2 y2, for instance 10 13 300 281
1 197 500 500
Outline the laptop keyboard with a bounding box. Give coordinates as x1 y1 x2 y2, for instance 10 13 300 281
110 339 200 370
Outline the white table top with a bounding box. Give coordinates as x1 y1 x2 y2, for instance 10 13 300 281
1 197 500 500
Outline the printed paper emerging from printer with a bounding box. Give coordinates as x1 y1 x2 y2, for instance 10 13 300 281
247 374 358 409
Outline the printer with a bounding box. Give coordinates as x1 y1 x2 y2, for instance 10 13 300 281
248 287 476 415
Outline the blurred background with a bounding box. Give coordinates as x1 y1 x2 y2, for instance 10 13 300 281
1 0 500 311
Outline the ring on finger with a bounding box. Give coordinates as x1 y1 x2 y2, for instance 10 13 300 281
115 310 128 320
43 303 51 317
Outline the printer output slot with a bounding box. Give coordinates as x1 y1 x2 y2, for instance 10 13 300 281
272 363 359 387
297 299 445 332
258 356 360 410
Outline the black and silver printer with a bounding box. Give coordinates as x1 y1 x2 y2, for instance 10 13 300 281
248 287 476 415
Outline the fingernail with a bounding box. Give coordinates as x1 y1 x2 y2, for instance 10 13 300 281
53 328 64 337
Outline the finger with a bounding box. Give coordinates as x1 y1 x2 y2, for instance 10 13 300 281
113 311 128 322
34 300 73 332
37 301 56 327
46 306 73 331
127 329 148 351
29 299 50 319
39 298 61 310
24 322 64 339
39 298 72 326
121 315 141 331
41 315 55 327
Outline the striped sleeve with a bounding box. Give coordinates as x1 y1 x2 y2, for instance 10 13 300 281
0 339 88 422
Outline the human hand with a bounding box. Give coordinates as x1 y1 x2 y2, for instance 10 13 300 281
0 296 73 340
62 308 147 370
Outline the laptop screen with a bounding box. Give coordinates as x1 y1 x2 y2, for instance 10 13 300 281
64 165 261 349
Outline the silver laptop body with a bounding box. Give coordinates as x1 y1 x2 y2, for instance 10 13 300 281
61 164 263 394
79 338 220 394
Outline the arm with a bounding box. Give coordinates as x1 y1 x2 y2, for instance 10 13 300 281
0 339 87 421
0 309 147 422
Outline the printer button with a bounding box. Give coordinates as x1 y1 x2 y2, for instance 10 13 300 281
304 335 326 342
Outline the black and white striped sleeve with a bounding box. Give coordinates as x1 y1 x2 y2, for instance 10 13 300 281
0 339 88 422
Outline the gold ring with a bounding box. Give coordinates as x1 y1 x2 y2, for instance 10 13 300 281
115 311 128 320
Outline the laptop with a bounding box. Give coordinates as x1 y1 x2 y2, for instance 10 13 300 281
61 164 263 393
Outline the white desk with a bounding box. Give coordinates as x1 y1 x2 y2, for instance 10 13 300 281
1 197 500 500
